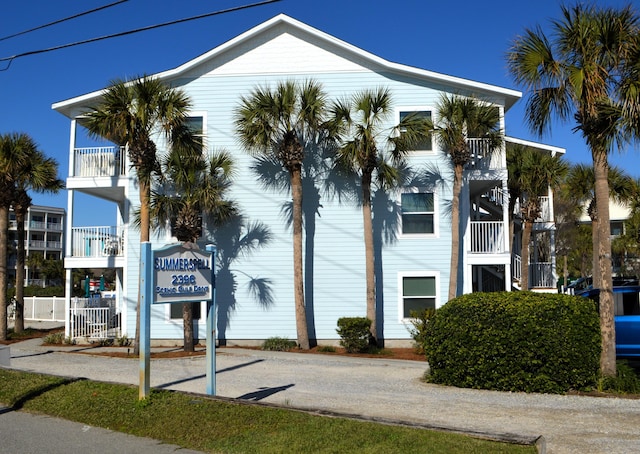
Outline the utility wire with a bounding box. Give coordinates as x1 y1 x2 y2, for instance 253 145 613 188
0 0 129 42
0 0 281 71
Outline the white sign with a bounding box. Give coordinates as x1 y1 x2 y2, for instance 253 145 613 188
153 243 213 304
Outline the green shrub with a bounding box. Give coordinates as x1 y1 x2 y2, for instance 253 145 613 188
116 335 131 347
42 332 65 345
599 361 640 394
407 308 435 355
261 337 297 351
336 317 372 353
316 345 336 353
7 286 64 298
424 292 601 394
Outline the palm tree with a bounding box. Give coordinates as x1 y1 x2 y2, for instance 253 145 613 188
565 164 635 287
84 76 195 354
327 87 429 344
150 137 237 352
508 3 640 376
12 150 63 333
511 147 568 290
431 94 502 300
234 80 328 350
0 133 51 340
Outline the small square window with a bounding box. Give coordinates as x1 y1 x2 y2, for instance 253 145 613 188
399 111 432 151
401 192 434 234
402 276 436 318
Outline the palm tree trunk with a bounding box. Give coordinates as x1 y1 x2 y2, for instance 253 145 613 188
182 303 195 352
14 210 26 333
521 220 532 291
0 206 8 340
291 167 309 349
448 164 463 300
362 175 376 343
593 151 616 377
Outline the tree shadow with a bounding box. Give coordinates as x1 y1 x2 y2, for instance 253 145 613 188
207 214 274 344
237 383 294 401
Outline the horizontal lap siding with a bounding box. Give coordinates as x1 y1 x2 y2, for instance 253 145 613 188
136 43 474 340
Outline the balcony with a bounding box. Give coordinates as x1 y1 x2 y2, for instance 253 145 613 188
470 221 505 253
70 226 125 258
73 147 127 178
512 255 555 288
467 138 504 170
514 196 552 223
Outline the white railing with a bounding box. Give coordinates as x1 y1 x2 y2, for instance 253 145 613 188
70 307 112 339
46 223 63 231
71 226 125 258
46 241 62 249
512 254 522 282
530 262 554 288
467 138 503 169
73 146 127 177
470 221 505 253
9 296 66 322
486 187 507 208
514 196 552 222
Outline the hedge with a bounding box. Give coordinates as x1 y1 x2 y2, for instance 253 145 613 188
424 292 601 393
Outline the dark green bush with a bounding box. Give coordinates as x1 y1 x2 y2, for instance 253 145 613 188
7 286 64 298
424 292 601 394
336 317 372 353
407 308 435 355
261 337 297 351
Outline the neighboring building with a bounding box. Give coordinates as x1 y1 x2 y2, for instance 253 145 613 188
8 205 65 287
52 14 563 345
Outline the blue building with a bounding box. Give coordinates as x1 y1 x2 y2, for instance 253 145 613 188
53 14 563 346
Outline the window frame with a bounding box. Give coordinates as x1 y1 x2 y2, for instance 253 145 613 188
398 271 440 322
399 188 439 238
396 106 435 154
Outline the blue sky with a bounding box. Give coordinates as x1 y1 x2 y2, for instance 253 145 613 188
1 0 638 226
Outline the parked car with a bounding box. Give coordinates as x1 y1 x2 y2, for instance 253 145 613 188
571 278 640 357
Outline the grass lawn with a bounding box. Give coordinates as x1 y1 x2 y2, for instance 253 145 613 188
0 368 536 453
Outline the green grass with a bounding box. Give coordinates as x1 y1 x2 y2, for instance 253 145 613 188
0 369 535 453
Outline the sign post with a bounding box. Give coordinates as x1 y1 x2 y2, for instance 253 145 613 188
205 244 216 395
139 242 216 400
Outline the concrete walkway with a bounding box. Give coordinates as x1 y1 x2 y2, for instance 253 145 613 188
4 326 640 454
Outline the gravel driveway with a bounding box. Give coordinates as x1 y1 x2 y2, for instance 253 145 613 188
6 337 640 454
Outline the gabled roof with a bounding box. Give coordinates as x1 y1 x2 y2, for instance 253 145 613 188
52 14 521 117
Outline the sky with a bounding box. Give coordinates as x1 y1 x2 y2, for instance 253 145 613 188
1 0 638 226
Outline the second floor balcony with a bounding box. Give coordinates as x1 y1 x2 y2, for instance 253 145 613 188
469 220 506 254
70 226 125 258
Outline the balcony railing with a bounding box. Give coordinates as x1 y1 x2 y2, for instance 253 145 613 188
470 221 505 253
70 226 125 258
467 138 503 169
73 146 127 178
512 255 555 288
514 196 552 222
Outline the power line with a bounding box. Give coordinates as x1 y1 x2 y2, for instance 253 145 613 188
0 0 281 71
0 0 129 43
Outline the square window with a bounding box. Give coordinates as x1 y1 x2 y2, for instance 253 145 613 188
402 276 436 318
401 192 434 234
399 111 432 151
170 302 202 320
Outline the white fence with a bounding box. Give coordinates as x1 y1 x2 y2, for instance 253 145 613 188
70 297 120 339
9 296 65 322
470 221 505 253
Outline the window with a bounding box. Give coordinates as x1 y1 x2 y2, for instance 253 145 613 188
400 273 438 318
611 221 624 236
399 110 432 151
401 192 434 234
170 302 202 320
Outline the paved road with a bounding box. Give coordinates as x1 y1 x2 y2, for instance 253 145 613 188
4 331 640 454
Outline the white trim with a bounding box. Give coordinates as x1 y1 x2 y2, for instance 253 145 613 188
505 136 566 155
398 188 439 239
52 14 521 117
397 270 441 322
